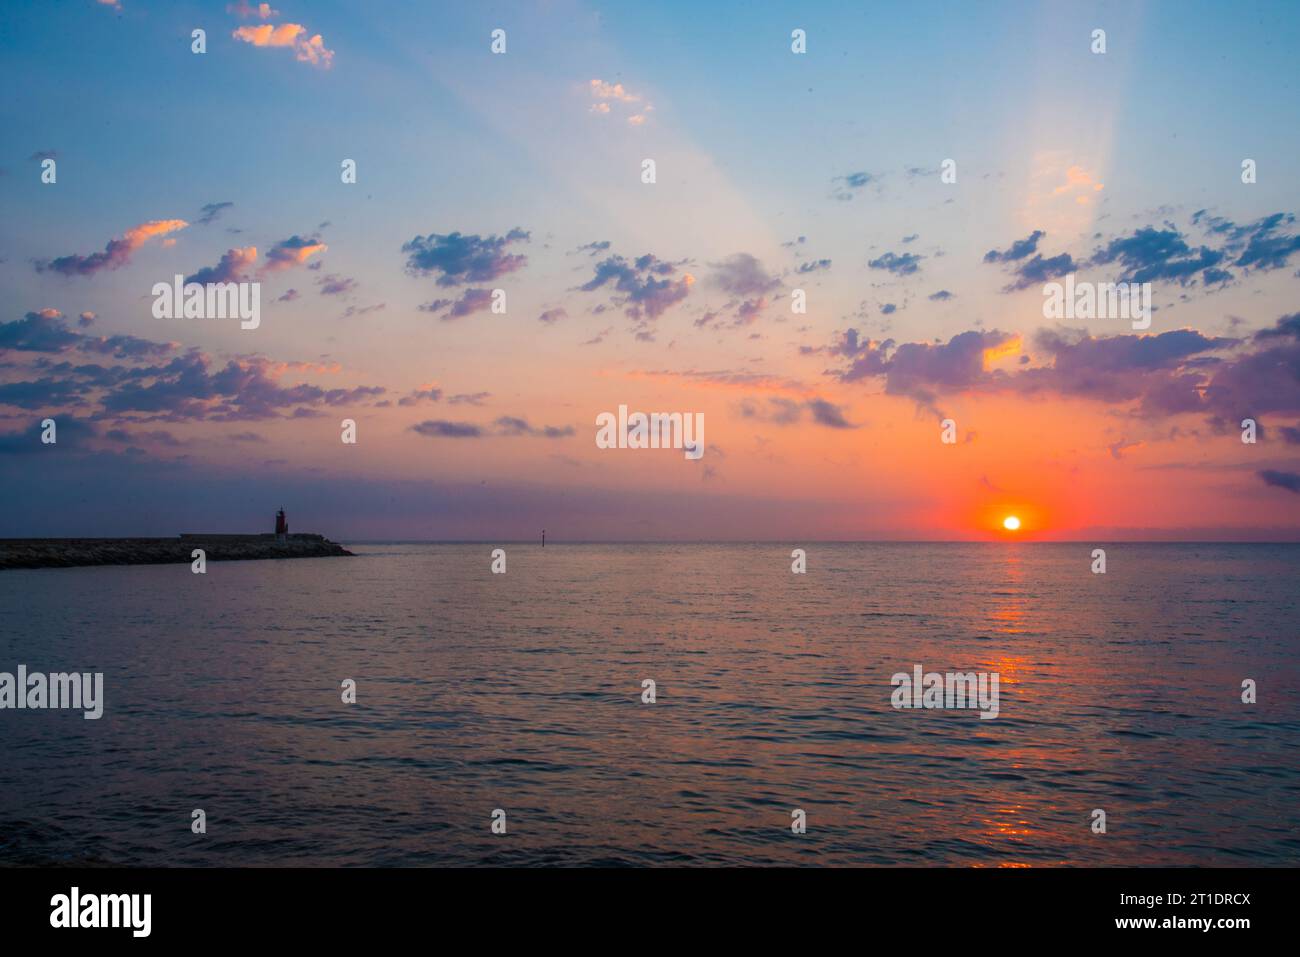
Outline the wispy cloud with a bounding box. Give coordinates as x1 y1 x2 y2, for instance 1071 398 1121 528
36 219 188 277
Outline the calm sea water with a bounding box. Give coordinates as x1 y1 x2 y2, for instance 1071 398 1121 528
1 543 1297 867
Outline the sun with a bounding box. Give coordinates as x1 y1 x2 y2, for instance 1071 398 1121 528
1003 515 1021 531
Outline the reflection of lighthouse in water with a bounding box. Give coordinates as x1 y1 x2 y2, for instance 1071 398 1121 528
275 507 288 542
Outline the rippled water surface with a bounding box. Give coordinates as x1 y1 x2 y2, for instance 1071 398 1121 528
1 543 1298 866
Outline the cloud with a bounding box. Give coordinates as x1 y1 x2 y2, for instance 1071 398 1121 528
588 78 652 124
1108 438 1144 460
0 311 386 424
829 314 1300 432
983 229 1085 291
740 397 803 425
928 290 953 301
832 171 874 201
711 253 781 297
339 303 385 319
806 398 856 429
630 368 811 396
263 234 326 272
493 416 575 438
983 230 1044 263
37 219 188 277
1053 164 1104 205
1000 252 1078 291
589 79 640 103
231 22 334 68
1251 313 1300 341
796 259 832 274
186 246 257 284
739 397 856 429
997 327 1243 419
0 309 174 362
316 272 357 296
1089 226 1227 286
991 212 1298 294
867 251 922 276
419 288 494 320
410 420 484 438
1220 212 1300 272
734 298 768 325
196 201 234 226
402 229 529 287
984 214 1284 291
95 353 384 420
448 392 490 406
834 328 1019 414
227 1 278 17
398 385 444 406
0 310 82 352
537 308 567 324
1259 469 1300 494
579 252 695 322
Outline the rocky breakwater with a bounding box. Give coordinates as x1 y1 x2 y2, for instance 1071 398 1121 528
0 534 353 570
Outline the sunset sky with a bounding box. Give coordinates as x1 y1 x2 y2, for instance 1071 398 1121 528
2 0 1299 540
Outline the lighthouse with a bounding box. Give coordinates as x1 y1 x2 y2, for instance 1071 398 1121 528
275 507 288 541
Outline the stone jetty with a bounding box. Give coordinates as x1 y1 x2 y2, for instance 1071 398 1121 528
0 533 353 570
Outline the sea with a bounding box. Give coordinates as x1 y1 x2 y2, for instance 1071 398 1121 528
1 543 1297 866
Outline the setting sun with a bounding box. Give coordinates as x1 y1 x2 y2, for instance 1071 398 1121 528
1003 516 1021 531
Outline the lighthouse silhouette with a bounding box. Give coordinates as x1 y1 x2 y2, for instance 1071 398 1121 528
275 507 288 541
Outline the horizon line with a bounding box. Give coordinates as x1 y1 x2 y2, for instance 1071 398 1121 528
337 538 1300 545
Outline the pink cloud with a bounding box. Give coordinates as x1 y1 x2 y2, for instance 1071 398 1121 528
262 236 327 273
187 246 258 284
37 219 189 277
227 1 279 18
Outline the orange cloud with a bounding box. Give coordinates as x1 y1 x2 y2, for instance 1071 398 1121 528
233 22 302 47
124 219 189 246
262 239 326 273
589 79 640 103
589 78 652 126
232 22 334 68
1053 164 1105 205
37 219 188 276
982 334 1023 368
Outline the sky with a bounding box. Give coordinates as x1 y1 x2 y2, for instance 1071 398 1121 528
2 0 1299 540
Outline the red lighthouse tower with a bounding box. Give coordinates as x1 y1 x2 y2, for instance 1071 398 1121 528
275 507 288 540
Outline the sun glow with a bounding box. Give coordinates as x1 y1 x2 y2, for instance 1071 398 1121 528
1003 516 1021 531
